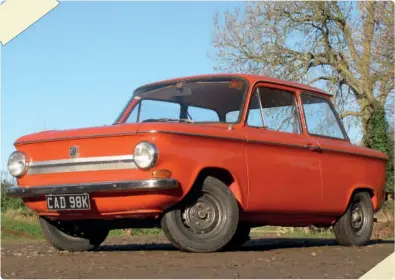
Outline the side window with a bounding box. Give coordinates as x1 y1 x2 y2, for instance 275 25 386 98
246 93 264 127
301 93 345 139
187 106 219 122
247 87 301 134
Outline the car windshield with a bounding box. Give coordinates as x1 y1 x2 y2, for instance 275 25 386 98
115 77 249 124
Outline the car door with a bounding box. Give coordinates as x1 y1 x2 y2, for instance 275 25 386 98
243 84 323 213
299 92 356 213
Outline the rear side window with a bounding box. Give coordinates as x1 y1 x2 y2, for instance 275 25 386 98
301 93 346 139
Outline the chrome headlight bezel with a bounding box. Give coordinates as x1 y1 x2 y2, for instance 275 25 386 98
7 151 28 177
133 141 158 170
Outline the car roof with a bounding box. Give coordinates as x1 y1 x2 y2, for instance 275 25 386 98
135 73 331 98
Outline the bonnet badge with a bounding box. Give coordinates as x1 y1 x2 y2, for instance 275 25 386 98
69 146 79 158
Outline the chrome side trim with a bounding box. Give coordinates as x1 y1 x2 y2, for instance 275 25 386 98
6 178 179 198
29 155 135 167
28 162 137 175
27 155 136 175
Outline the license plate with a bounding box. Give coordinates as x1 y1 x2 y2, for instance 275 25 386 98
46 194 91 211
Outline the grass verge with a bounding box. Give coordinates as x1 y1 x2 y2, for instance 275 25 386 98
0 210 163 243
1 213 42 241
1 201 393 243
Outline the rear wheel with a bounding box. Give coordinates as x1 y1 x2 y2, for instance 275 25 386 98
161 176 239 253
333 192 374 246
39 217 109 252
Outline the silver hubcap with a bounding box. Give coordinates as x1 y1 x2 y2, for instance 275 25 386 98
350 204 364 232
182 198 219 235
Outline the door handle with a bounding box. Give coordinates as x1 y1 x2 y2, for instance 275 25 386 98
305 144 321 152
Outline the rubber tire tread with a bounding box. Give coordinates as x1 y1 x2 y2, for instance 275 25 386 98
39 217 109 252
161 176 239 253
222 224 250 251
333 192 374 246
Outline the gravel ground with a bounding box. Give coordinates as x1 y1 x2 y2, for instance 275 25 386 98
1 235 394 279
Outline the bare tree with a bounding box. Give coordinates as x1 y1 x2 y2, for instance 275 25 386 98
212 1 394 143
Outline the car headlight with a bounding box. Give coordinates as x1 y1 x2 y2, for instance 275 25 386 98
133 141 158 169
8 151 28 177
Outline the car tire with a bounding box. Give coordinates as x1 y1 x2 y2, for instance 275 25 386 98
39 217 109 252
223 223 251 251
333 192 374 246
161 176 239 253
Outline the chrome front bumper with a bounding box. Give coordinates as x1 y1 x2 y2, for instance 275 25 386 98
6 179 179 198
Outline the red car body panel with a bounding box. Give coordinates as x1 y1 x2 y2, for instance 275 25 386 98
11 74 388 225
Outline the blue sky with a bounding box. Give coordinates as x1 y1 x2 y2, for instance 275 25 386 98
1 1 244 169
1 1 363 172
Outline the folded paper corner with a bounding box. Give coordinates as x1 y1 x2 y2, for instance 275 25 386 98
0 0 60 46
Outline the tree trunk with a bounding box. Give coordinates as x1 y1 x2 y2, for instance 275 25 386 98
360 101 378 148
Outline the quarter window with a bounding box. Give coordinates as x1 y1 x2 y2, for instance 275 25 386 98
126 102 139 123
247 87 301 134
301 93 346 139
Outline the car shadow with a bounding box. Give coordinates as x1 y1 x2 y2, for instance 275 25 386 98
236 238 394 252
97 237 394 252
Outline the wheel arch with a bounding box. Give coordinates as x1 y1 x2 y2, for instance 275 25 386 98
345 186 377 212
188 166 246 210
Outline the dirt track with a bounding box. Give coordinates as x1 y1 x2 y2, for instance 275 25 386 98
1 235 394 279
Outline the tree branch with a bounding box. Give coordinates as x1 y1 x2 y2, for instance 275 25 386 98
331 2 363 71
339 111 360 119
307 76 334 85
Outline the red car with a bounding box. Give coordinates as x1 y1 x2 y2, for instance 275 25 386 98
7 74 388 253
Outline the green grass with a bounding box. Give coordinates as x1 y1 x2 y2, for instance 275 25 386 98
251 226 334 238
108 228 162 237
1 213 42 241
0 211 163 242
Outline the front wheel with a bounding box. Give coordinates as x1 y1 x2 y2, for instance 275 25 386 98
223 223 250 250
161 176 239 253
39 217 109 252
333 192 374 246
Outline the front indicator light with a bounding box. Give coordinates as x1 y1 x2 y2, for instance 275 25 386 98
152 169 171 179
